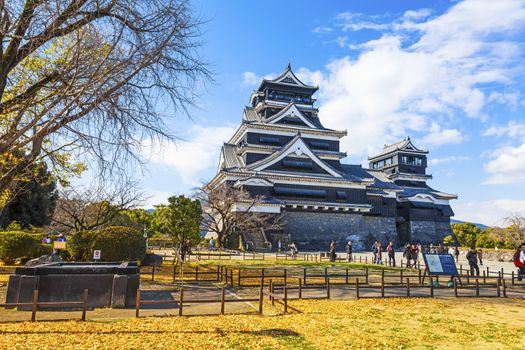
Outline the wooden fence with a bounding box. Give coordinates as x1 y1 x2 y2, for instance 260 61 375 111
0 289 89 322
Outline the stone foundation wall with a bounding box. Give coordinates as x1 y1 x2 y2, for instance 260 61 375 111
279 211 398 251
409 220 452 244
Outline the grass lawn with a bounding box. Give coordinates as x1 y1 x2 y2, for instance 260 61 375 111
1 298 524 349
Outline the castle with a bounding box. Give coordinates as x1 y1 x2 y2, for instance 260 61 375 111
207 64 457 251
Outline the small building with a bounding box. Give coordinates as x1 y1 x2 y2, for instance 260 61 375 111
207 64 457 251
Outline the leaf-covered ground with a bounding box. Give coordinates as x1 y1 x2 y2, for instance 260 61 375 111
1 298 524 349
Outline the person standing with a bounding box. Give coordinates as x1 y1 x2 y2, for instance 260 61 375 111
346 241 353 262
375 242 383 265
329 240 337 262
403 243 412 268
288 241 298 259
411 244 419 268
466 247 480 276
513 245 525 281
454 246 460 262
208 237 215 251
477 248 483 266
371 241 379 264
387 242 395 266
278 239 282 252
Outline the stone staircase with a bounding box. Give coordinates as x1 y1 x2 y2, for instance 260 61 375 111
242 228 271 252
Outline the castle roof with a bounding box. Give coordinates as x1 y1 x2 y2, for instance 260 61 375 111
368 137 428 160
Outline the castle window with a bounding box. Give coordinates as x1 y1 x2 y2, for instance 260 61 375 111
336 191 348 200
259 136 280 145
282 159 312 169
400 155 423 166
309 141 330 150
385 157 392 166
274 186 327 198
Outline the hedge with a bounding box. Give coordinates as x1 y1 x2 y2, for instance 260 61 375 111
0 231 36 264
69 226 146 262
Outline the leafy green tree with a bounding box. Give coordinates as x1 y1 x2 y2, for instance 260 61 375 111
0 164 57 229
153 195 202 262
116 209 157 236
452 222 483 247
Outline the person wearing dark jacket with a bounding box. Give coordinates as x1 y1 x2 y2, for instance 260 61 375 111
346 241 353 262
466 247 480 276
329 240 336 262
387 242 395 266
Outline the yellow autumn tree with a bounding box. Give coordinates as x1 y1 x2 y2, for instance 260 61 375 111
0 0 210 208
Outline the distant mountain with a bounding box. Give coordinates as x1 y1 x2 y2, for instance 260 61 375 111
451 219 488 229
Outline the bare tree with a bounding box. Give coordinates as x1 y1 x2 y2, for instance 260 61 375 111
195 184 282 249
51 180 145 232
0 0 210 206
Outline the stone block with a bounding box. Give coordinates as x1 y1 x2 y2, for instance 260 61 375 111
111 275 128 308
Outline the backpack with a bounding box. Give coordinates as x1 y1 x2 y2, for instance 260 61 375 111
513 251 524 267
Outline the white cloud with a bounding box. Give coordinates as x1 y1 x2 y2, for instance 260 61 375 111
483 120 525 138
419 123 463 147
297 0 525 160
144 125 236 186
453 199 525 226
313 26 333 34
429 156 469 166
483 142 525 184
242 72 260 88
482 120 525 185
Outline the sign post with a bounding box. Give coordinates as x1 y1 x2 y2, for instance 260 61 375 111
93 250 101 261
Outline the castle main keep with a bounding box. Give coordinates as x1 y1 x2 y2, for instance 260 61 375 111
207 64 457 251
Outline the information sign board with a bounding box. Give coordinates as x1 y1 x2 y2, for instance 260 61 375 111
93 250 101 260
422 253 459 276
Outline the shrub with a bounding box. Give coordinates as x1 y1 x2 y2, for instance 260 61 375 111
90 226 146 262
68 226 146 262
33 243 53 258
0 231 36 264
68 230 96 261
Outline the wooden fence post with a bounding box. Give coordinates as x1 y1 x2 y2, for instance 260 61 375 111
135 289 141 318
230 270 233 287
503 278 507 297
454 279 458 298
365 267 369 284
258 285 263 315
82 289 88 321
460 265 463 274
303 268 307 285
284 286 288 314
418 269 422 285
512 271 515 286
381 269 385 298
298 278 302 299
151 266 155 282
497 277 501 298
400 270 403 284
345 268 349 284
261 268 265 286
406 278 410 297
30 289 39 322
326 278 331 299
284 269 287 285
429 277 434 298
238 269 241 288
475 278 480 297
271 280 275 306
179 288 184 316
482 271 486 284
195 265 199 281
221 286 225 315
355 278 360 299
173 265 177 283
217 266 220 281
324 267 328 284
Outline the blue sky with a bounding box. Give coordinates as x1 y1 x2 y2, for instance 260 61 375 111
127 0 525 226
